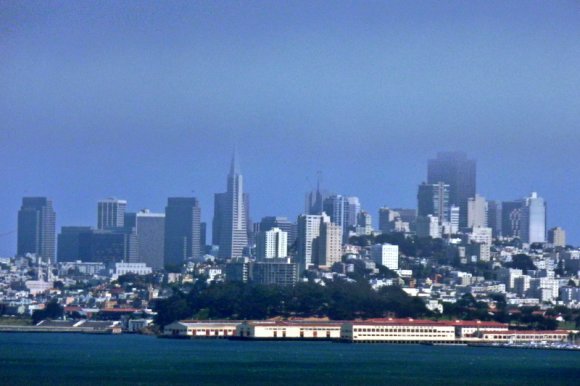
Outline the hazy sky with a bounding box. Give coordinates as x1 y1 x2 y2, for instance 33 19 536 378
1 1 580 254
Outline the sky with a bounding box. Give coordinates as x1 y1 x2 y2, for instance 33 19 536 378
1 1 579 254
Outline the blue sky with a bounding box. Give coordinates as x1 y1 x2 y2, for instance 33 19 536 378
1 1 580 254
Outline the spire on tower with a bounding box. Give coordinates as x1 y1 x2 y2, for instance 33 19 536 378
230 147 241 176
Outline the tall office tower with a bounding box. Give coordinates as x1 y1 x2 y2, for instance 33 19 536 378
427 151 476 228
487 201 503 238
467 194 488 229
548 227 566 248
356 211 373 235
212 192 227 247
17 197 56 261
297 213 329 271
417 182 450 224
316 221 343 268
57 226 92 262
97 198 127 230
164 197 202 267
345 196 361 229
123 212 137 232
256 227 288 260
501 200 524 239
243 193 253 246
200 222 207 253
135 210 165 269
449 205 460 234
323 195 346 227
259 216 297 248
214 153 248 259
371 243 399 270
323 194 357 242
521 192 546 244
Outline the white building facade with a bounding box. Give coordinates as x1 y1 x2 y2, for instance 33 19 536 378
371 243 399 270
256 227 288 260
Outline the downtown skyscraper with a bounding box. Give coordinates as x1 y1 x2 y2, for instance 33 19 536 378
164 197 202 267
213 153 248 259
521 192 547 244
97 198 127 229
17 197 56 261
427 151 476 228
417 182 450 224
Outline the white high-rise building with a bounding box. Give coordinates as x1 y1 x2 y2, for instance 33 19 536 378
297 213 330 270
256 227 288 260
216 152 248 259
371 243 399 270
467 194 488 229
521 192 546 244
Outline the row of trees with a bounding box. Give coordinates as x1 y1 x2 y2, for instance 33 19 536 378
154 280 431 327
442 293 566 330
154 279 578 330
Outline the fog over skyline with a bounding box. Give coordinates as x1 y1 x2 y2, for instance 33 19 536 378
1 1 580 254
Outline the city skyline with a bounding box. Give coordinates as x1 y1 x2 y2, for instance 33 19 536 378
2 2 580 253
2 151 574 257
8 151 563 262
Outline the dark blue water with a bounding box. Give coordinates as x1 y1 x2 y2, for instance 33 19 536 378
1 333 579 385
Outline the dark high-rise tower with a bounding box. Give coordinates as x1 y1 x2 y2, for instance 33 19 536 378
417 182 450 223
57 226 92 262
427 152 476 228
214 152 248 259
212 192 227 247
17 197 56 261
501 200 524 239
97 198 127 229
164 197 202 267
487 200 503 238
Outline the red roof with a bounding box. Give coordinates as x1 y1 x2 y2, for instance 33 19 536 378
180 320 242 324
481 330 569 335
245 320 343 327
351 318 507 328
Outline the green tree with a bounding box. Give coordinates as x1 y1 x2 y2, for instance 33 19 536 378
32 300 63 324
507 254 536 273
154 295 191 327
